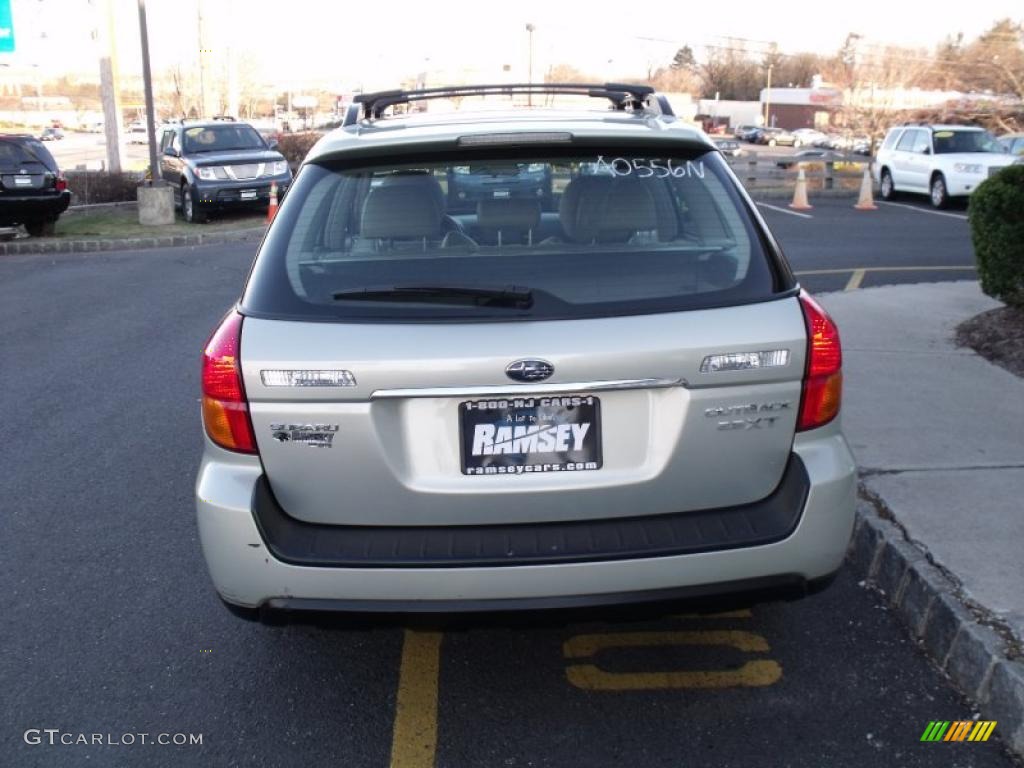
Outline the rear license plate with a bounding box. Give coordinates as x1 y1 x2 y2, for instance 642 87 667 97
240 189 258 200
14 176 32 186
492 189 510 198
459 395 602 476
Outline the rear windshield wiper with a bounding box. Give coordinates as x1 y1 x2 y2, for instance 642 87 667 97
332 284 534 309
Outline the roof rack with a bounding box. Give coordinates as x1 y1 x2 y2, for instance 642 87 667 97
344 83 673 126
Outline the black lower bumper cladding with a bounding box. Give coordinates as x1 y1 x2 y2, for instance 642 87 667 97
251 454 809 569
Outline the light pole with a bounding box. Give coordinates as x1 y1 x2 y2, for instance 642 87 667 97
137 0 160 186
525 23 535 106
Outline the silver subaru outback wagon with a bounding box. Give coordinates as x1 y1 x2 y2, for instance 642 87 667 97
196 83 856 621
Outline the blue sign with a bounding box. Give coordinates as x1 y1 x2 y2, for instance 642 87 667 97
0 0 15 53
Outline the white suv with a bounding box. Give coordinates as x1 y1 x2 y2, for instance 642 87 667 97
874 124 1014 208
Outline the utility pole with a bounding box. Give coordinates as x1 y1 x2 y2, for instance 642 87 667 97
525 23 535 106
135 0 173 224
763 64 773 127
136 0 159 185
224 0 237 117
96 0 124 172
197 1 208 118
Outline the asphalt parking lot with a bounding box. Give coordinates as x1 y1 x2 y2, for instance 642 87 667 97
755 195 975 294
3 201 1015 768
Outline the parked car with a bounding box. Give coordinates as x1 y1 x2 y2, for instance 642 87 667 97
159 118 292 223
790 129 827 148
754 127 796 147
127 124 148 144
39 127 64 141
776 149 839 168
998 132 1024 158
195 82 856 622
0 134 71 236
446 161 553 213
874 124 1015 208
733 124 762 142
711 137 745 157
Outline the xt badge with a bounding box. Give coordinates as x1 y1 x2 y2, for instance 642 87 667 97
270 423 339 448
705 401 791 431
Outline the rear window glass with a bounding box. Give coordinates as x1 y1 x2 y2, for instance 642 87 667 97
881 129 902 150
241 148 784 322
0 138 56 170
932 130 1004 154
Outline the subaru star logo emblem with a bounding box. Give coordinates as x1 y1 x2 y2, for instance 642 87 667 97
505 359 554 382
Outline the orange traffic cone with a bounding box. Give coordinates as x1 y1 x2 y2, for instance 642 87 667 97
266 181 279 224
854 165 878 210
789 166 812 210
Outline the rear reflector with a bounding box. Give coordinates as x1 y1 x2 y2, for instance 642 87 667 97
201 311 257 453
700 349 790 373
260 369 357 387
797 292 842 431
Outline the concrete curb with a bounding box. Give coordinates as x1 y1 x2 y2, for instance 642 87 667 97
848 494 1024 756
0 226 265 256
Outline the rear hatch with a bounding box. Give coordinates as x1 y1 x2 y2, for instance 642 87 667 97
238 145 806 526
0 137 59 196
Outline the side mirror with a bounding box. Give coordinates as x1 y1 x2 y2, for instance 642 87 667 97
921 146 931 155
267 139 279 151
163 147 179 157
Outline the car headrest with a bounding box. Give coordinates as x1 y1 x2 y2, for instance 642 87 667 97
476 199 541 231
561 176 659 243
378 173 445 218
360 184 442 240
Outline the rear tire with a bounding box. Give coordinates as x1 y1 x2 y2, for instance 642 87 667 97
880 169 896 200
930 174 949 209
25 218 56 237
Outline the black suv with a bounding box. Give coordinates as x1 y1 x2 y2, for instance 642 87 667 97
158 119 292 223
0 134 71 236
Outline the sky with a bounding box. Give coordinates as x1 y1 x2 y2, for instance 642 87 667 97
2 0 1022 92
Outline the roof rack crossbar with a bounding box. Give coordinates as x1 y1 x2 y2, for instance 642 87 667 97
345 83 667 124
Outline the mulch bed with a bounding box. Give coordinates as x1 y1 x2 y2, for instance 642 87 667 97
956 306 1024 379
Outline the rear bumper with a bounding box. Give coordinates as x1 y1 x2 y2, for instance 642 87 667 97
196 428 856 613
0 190 70 224
251 453 809 567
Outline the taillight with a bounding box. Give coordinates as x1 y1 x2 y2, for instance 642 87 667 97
797 292 842 431
201 310 257 453
55 174 67 192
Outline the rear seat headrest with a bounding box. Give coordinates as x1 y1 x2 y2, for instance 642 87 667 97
361 184 442 240
378 173 445 219
476 199 541 231
561 175 671 243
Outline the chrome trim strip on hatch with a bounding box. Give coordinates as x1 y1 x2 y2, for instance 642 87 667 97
370 377 686 399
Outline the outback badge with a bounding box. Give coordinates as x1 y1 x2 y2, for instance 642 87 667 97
269 423 339 448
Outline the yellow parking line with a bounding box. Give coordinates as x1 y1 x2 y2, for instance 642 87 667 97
845 269 866 291
389 630 443 768
564 630 770 659
566 660 783 690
